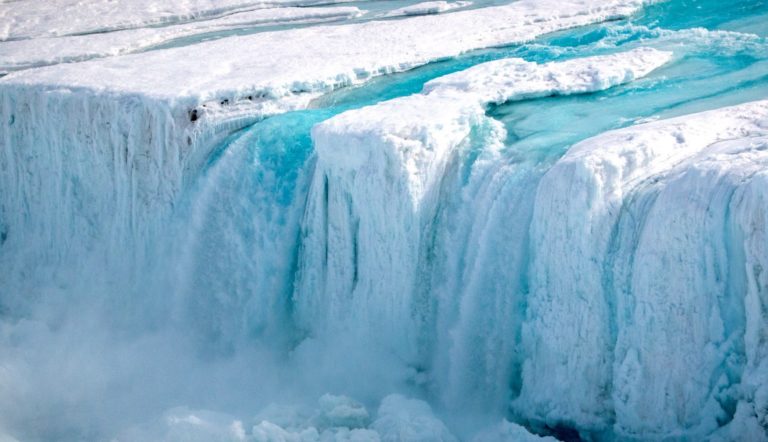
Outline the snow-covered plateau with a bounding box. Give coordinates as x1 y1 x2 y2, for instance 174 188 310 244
1 0 767 441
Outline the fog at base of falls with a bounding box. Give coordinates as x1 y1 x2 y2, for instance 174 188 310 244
1 1 768 440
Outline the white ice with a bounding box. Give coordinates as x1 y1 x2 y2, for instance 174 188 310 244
0 0 357 40
0 6 364 74
296 47 671 366
0 0 645 101
518 99 768 438
0 0 648 294
383 1 472 18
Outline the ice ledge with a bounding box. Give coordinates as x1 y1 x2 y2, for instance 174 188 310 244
315 47 672 196
295 48 670 364
423 47 673 105
0 0 649 266
0 0 645 106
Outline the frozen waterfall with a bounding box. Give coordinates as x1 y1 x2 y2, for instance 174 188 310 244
1 0 768 440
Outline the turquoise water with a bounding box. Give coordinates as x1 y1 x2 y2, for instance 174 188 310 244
178 0 768 356
202 0 768 217
171 0 768 434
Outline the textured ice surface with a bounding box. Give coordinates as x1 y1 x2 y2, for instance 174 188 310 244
0 0 648 314
296 48 671 363
472 420 558 442
383 1 472 17
2 0 768 440
0 6 365 73
518 99 768 437
0 0 357 40
0 0 644 100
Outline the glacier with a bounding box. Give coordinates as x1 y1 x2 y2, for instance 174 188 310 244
1 0 768 440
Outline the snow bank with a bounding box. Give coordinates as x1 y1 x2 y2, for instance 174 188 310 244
423 47 673 105
295 48 670 363
0 6 364 73
0 0 356 40
517 99 768 437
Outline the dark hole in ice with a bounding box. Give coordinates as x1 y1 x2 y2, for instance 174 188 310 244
546 424 582 442
189 109 198 122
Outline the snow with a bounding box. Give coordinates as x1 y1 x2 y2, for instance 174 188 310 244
383 1 471 17
295 47 670 364
0 6 364 73
0 0 357 40
423 47 674 105
0 0 645 102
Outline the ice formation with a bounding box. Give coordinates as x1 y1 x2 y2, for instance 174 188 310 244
297 47 672 364
0 0 648 309
0 0 359 40
383 1 472 18
0 6 365 74
1 0 768 440
517 99 768 438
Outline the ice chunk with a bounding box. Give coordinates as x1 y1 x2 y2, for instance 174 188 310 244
384 1 471 17
371 395 457 442
316 395 370 429
163 407 248 442
472 420 558 442
423 47 674 105
252 421 321 442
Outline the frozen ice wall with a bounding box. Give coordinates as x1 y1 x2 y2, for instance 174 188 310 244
518 101 768 437
296 47 672 378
